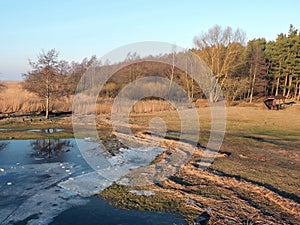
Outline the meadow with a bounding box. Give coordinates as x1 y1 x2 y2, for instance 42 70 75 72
103 105 300 224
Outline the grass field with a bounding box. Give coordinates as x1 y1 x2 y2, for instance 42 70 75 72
101 105 300 224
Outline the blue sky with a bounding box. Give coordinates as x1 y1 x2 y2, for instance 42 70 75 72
0 0 299 80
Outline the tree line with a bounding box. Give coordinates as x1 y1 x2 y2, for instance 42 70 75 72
193 24 300 103
1 24 299 118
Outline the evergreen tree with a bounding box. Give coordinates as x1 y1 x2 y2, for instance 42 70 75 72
265 25 300 99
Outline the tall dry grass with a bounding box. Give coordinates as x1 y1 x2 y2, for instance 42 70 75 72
0 81 39 114
74 93 176 115
0 81 196 115
0 81 72 115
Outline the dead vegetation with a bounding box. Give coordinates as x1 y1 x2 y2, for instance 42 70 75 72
99 106 300 224
0 82 177 116
0 81 72 115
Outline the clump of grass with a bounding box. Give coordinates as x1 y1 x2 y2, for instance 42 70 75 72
100 184 183 212
99 184 200 222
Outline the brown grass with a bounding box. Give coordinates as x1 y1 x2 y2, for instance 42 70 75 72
0 81 40 114
100 104 300 224
0 81 72 114
74 94 176 115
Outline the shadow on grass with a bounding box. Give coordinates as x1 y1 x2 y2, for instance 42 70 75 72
207 168 300 204
239 135 299 149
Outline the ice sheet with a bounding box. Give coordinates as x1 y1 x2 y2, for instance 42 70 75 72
0 141 167 225
0 162 87 225
129 190 155 196
58 146 166 196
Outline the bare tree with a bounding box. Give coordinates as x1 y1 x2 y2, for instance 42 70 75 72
244 39 267 103
194 25 246 102
68 56 97 93
23 49 69 119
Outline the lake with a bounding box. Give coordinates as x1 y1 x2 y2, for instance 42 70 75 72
0 139 187 225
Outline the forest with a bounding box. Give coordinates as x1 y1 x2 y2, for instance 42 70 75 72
0 24 299 116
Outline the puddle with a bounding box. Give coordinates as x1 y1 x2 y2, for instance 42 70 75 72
0 128 64 133
166 130 181 136
0 128 14 131
26 128 64 133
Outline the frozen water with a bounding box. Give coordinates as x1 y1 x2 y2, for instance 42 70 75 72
0 162 88 225
108 146 165 167
58 145 166 196
129 190 155 196
2 186 87 225
58 171 114 197
26 128 64 133
75 139 111 171
0 139 169 225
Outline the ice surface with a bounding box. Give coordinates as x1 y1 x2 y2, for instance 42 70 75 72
58 145 166 196
75 139 111 171
2 187 87 225
0 139 167 225
108 146 166 167
0 162 86 225
129 190 155 196
58 171 113 197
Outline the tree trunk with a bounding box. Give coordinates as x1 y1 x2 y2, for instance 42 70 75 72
275 62 282 96
294 77 299 100
185 57 191 100
45 97 49 119
209 90 214 103
168 51 175 96
190 58 194 100
297 82 300 101
249 66 257 103
283 74 288 96
275 76 280 96
271 81 275 96
286 75 293 98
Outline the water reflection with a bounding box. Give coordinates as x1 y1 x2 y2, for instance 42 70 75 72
27 128 64 133
30 139 72 159
0 141 9 151
0 128 64 133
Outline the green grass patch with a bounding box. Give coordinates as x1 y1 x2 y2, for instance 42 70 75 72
100 184 199 222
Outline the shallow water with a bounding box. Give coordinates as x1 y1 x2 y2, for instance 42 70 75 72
0 128 64 133
0 139 187 225
26 128 64 133
50 197 186 225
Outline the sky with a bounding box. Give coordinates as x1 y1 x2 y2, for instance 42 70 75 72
0 0 300 80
